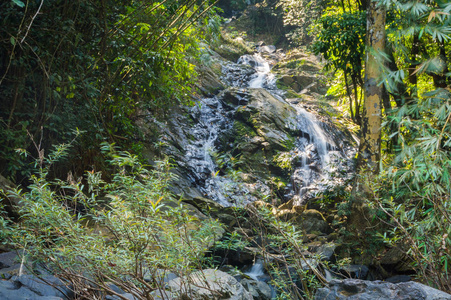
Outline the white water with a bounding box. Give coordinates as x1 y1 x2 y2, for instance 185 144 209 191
292 107 336 200
245 259 265 281
185 96 234 207
238 54 275 89
324 269 334 282
182 48 353 206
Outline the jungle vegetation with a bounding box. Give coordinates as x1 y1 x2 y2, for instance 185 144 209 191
1 0 451 298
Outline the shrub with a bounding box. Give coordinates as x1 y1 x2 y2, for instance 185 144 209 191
1 143 222 299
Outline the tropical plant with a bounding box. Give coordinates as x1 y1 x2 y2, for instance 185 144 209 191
1 142 223 299
0 0 219 180
362 0 451 292
312 11 366 124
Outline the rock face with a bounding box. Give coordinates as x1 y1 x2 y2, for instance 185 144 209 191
240 279 272 300
273 51 328 96
315 279 451 300
0 274 72 300
139 43 355 215
168 269 253 300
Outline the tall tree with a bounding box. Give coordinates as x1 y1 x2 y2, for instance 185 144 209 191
349 0 386 234
358 0 386 172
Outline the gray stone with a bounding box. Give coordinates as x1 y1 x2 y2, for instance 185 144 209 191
106 293 137 300
14 275 72 298
168 269 253 300
257 45 276 54
314 279 451 300
0 277 63 300
241 279 272 300
0 251 29 277
315 243 337 261
150 289 175 300
298 209 331 234
339 265 369 279
386 275 411 283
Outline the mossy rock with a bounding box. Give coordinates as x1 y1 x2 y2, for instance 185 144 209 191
197 61 225 95
294 209 331 235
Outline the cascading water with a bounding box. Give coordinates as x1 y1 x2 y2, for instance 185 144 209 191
238 54 275 89
181 47 353 206
184 96 239 207
289 107 336 202
244 259 265 281
236 51 349 204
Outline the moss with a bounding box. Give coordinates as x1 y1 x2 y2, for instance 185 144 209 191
281 134 296 150
274 59 306 70
233 120 257 139
213 33 253 61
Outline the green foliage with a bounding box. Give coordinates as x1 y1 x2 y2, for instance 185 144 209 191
214 231 249 252
242 205 327 299
0 0 219 179
276 0 326 45
273 152 292 170
313 11 366 78
312 11 366 124
375 87 451 291
1 143 222 299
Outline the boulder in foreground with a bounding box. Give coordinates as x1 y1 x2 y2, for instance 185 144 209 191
315 279 451 300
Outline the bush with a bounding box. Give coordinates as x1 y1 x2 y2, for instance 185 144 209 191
371 88 451 292
1 143 223 299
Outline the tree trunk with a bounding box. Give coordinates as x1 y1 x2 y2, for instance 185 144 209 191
349 0 386 235
358 0 386 173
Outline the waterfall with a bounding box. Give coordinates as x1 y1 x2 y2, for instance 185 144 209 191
238 53 278 91
184 96 235 207
180 47 353 206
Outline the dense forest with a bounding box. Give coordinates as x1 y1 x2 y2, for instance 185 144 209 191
0 0 451 299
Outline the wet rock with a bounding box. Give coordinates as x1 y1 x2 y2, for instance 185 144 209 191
198 62 225 95
0 280 61 300
0 251 22 278
150 289 174 300
314 279 451 300
216 43 251 62
106 292 137 300
385 275 411 283
315 242 337 261
168 269 253 300
229 88 297 151
379 247 414 273
139 44 355 209
240 278 272 300
14 275 72 299
257 45 276 54
221 88 251 107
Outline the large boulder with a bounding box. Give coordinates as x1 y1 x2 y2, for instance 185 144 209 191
0 274 72 300
221 87 298 151
168 269 253 300
240 279 272 300
315 279 451 300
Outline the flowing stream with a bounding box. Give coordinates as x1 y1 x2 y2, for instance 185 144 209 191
244 259 265 281
181 50 353 207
